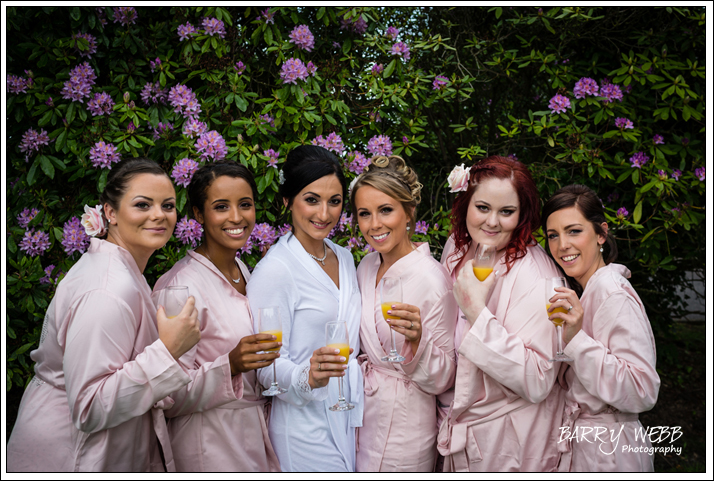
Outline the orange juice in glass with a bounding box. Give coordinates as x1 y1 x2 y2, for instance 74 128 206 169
473 244 497 281
326 321 354 412
380 277 405 363
258 307 287 396
546 278 573 362
259 330 283 352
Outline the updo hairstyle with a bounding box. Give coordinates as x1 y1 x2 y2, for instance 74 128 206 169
98 157 169 238
188 161 258 219
349 155 423 232
279 145 347 207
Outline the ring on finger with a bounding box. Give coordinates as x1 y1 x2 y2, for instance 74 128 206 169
318 362 321 371
410 321 414 329
567 305 573 312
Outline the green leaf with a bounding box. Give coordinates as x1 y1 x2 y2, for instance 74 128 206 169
633 201 643 224
39 156 55 179
27 159 40 186
98 169 109 192
160 71 166 87
70 6 80 20
38 110 53 127
8 234 17 254
384 59 396 78
264 26 274 46
136 135 155 146
547 136 554 147
53 227 64 242
235 96 248 112
343 37 352 54
177 188 187 212
66 102 76 125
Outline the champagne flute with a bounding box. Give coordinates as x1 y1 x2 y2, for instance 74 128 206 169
473 243 497 281
162 286 189 318
546 277 574 362
258 307 287 396
326 321 354 412
380 277 406 363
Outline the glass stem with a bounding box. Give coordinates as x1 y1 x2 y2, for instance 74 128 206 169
272 362 278 386
390 328 398 355
338 376 345 402
556 324 564 355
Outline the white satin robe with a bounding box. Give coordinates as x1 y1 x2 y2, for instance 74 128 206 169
7 239 191 472
355 243 457 472
246 233 363 472
557 263 660 472
436 236 566 472
153 250 280 472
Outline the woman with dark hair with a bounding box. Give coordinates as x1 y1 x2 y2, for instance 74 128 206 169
351 155 457 472
7 157 200 472
153 161 280 471
542 184 659 472
246 145 362 472
436 155 564 472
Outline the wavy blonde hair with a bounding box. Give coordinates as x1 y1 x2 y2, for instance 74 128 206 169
349 155 423 231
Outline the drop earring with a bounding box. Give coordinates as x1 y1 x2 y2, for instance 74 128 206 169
406 225 410 232
599 245 604 253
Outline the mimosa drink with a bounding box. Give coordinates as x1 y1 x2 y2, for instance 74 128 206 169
473 266 494 281
546 304 567 326
259 330 283 351
327 343 350 364
381 302 400 320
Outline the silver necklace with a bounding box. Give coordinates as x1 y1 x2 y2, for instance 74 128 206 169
307 242 328 266
200 248 241 283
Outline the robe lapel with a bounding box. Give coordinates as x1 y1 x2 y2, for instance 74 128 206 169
285 234 340 301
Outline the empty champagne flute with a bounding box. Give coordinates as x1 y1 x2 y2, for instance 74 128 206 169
380 277 405 363
161 286 189 318
473 243 497 281
546 277 574 362
325 321 354 412
258 307 287 396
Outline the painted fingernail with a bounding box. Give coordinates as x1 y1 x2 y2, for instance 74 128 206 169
339 357 346 362
334 349 340 354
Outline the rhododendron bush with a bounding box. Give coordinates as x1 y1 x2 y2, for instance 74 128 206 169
5 7 706 392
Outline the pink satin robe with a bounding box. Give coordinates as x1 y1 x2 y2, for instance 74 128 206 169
355 243 458 472
7 239 191 472
436 236 565 472
153 250 280 472
557 263 660 472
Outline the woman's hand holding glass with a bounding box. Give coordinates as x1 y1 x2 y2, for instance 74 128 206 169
384 303 422 356
453 259 498 326
547 285 584 346
308 345 352 390
157 295 200 360
228 334 281 376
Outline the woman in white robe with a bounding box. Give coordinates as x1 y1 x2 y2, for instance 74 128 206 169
246 145 363 472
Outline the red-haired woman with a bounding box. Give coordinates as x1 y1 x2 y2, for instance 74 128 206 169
436 156 565 472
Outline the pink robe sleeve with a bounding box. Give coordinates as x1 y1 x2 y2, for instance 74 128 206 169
401 289 457 395
563 291 660 413
459 277 557 404
63 290 191 433
160 291 244 418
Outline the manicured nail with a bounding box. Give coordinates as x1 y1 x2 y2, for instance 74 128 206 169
339 357 346 362
334 349 340 354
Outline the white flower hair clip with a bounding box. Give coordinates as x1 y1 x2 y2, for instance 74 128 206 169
278 169 285 185
81 204 107 237
348 175 361 195
447 163 471 193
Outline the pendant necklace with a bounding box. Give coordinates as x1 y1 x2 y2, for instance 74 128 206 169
200 247 241 283
307 242 328 266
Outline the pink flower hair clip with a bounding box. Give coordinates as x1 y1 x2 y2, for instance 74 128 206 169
447 163 471 193
81 204 107 237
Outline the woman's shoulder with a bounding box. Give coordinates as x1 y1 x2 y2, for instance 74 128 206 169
512 243 560 277
154 253 199 291
415 246 453 288
584 263 638 302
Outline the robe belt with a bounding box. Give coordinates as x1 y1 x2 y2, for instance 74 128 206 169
557 399 639 472
437 397 530 472
358 354 425 396
151 397 177 472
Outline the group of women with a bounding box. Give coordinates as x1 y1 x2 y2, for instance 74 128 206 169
7 145 660 472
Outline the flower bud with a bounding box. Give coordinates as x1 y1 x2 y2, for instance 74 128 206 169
123 92 131 103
